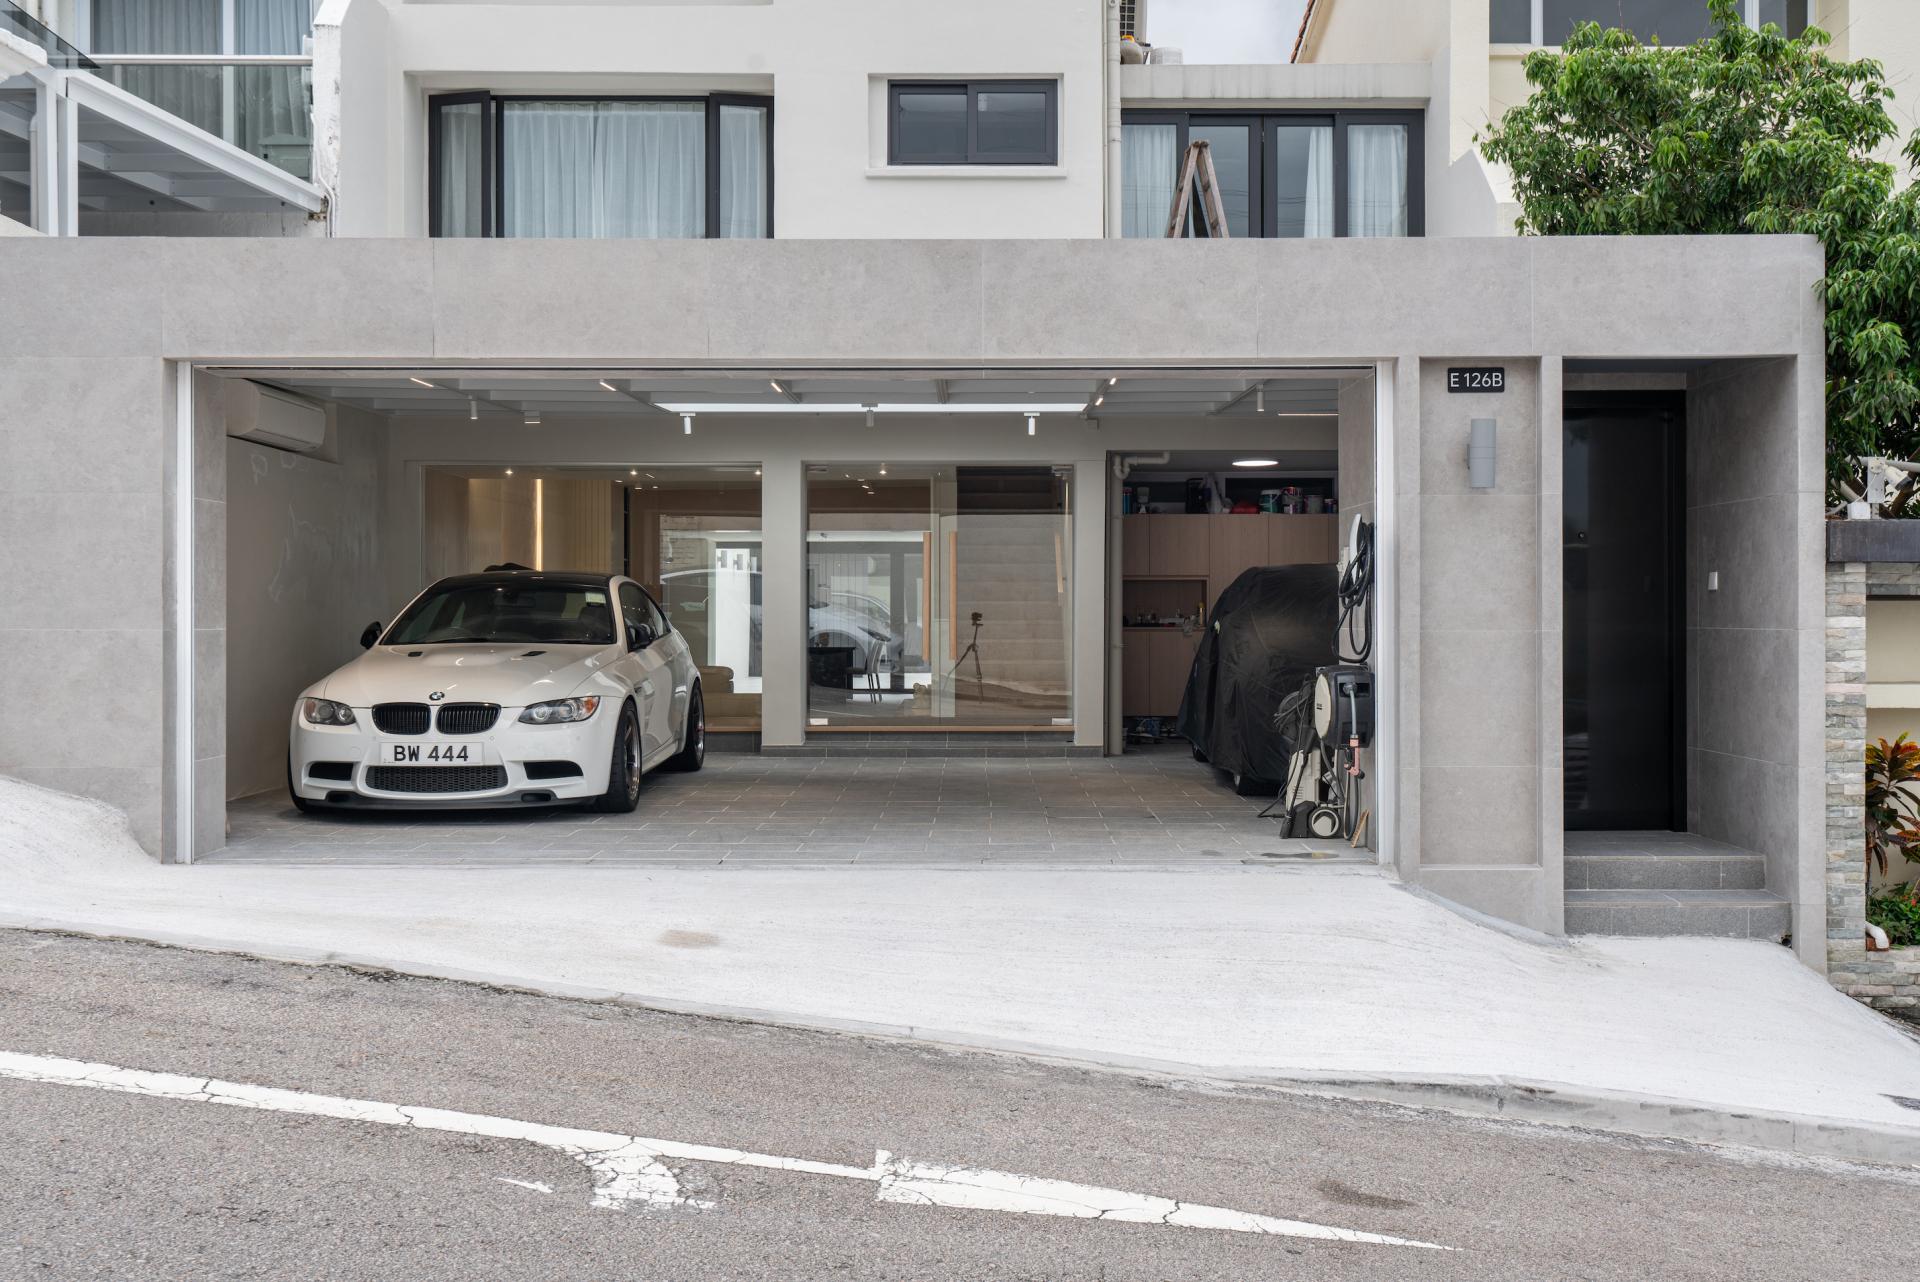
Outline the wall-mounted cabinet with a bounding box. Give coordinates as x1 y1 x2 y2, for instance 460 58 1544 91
1119 513 1337 719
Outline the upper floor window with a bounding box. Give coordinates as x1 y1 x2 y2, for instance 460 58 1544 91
1493 1 1808 44
888 80 1058 166
1120 110 1422 238
429 92 772 239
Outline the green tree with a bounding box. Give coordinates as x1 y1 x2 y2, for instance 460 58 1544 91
1478 0 1920 505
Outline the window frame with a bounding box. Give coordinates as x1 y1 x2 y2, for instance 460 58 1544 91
1500 1 1807 44
1119 108 1424 238
427 91 776 240
887 79 1059 167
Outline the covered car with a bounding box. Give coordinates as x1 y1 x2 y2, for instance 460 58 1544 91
1176 565 1339 794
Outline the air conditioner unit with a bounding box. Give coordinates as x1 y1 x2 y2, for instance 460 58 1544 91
226 380 326 454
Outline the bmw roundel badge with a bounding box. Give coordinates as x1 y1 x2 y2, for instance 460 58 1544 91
428 691 446 702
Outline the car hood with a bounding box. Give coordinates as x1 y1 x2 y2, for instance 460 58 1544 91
314 643 615 708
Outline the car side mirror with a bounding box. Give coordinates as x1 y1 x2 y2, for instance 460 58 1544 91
628 621 655 651
359 622 382 650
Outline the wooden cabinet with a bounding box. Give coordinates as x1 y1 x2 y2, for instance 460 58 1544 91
1148 515 1210 577
1147 628 1202 714
1268 514 1337 565
1120 516 1150 577
1121 634 1151 713
1208 515 1268 604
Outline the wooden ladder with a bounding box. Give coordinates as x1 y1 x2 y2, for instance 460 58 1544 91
1164 139 1230 239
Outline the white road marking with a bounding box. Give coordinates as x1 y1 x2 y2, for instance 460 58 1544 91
495 1178 554 1194
0 1051 1450 1251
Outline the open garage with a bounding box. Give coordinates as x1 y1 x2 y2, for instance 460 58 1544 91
204 364 1379 865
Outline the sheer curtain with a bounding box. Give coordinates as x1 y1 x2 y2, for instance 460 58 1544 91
435 102 484 238
717 103 769 238
90 0 220 135
1347 123 1408 237
502 101 705 239
1302 126 1334 237
235 0 317 175
1121 123 1177 238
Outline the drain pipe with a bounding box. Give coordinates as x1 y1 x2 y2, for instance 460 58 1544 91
1114 451 1170 480
1104 0 1122 237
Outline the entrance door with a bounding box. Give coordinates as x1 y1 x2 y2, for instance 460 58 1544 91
1563 394 1685 830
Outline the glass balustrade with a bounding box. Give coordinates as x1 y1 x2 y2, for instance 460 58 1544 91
90 60 313 179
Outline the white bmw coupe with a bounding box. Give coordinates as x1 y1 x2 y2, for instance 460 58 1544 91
289 569 704 813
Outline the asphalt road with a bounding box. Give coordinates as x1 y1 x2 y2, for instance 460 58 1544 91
0 930 1912 1281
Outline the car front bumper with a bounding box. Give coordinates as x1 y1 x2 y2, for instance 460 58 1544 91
289 708 616 807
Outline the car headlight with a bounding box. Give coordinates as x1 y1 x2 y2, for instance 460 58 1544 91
302 697 356 727
519 696 601 725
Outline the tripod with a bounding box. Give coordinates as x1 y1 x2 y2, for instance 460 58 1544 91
947 611 985 702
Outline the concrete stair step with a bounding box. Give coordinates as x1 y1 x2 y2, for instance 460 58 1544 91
1564 851 1768 891
1564 888 1791 941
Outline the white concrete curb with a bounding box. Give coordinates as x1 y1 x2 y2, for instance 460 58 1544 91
6 912 1918 1168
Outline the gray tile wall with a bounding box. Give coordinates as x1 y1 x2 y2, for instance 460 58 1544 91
1687 358 1825 964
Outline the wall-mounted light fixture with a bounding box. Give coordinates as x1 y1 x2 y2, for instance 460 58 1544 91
1468 417 1497 489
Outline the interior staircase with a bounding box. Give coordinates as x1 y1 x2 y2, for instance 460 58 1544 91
1563 831 1791 942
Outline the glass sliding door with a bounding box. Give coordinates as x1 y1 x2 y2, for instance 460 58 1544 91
1269 121 1333 237
500 100 706 239
1187 120 1254 238
806 465 1072 728
716 100 771 238
1121 121 1179 238
430 96 488 238
1345 122 1409 237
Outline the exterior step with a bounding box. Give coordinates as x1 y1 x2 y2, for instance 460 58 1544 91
1564 838 1768 892
1564 888 1791 941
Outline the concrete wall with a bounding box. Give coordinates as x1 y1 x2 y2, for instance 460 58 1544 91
324 0 1107 239
1398 357 1561 930
0 236 1825 946
1295 0 1448 63
1687 357 1827 966
224 404 386 800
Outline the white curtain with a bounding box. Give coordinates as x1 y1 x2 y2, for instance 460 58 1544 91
90 0 220 135
235 0 317 176
436 103 484 237
1121 123 1177 238
1347 123 1409 237
717 103 768 239
502 101 705 239
1302 126 1334 238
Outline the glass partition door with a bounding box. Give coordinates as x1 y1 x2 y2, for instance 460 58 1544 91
806 465 1072 728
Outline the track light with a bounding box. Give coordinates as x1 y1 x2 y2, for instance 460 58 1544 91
865 405 876 427
770 379 786 394
1026 413 1038 437
468 400 478 421
1256 387 1265 413
409 376 434 389
1093 394 1105 408
681 413 694 436
598 380 618 393
1107 376 1118 386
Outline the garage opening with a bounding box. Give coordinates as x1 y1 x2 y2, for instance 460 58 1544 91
200 364 1382 863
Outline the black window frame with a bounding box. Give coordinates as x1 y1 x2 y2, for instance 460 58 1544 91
428 91 775 240
1120 108 1424 238
888 79 1059 167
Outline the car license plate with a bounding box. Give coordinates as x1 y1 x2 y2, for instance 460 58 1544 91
380 742 475 765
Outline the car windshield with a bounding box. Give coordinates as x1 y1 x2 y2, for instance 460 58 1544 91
384 582 616 646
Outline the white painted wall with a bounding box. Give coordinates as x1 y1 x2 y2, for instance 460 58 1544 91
224 408 387 800
325 0 1107 238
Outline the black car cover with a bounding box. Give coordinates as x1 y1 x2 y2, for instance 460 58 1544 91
1176 565 1339 787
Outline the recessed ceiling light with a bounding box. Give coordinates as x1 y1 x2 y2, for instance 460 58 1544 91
629 469 638 476
504 468 514 476
1233 458 1280 468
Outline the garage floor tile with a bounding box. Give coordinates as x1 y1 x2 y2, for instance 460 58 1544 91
210 747 1369 868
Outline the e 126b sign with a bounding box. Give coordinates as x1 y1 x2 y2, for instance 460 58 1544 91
1447 367 1505 393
